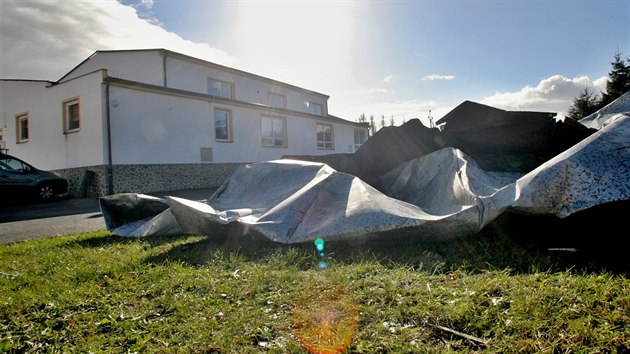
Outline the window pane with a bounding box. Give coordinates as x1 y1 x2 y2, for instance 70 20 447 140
262 118 273 139
209 80 232 99
68 103 80 130
268 93 286 108
306 102 322 115
4 158 28 172
214 110 229 140
20 118 28 140
354 129 367 144
262 116 286 147
209 81 220 96
272 118 284 139
221 83 232 99
317 124 333 149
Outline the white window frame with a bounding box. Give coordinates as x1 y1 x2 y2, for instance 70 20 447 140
316 123 334 150
353 128 368 152
208 78 234 99
261 115 287 148
62 97 80 134
304 101 323 116
16 113 29 144
268 92 287 109
214 108 233 142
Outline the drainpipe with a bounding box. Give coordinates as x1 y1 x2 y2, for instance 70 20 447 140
161 49 167 87
105 81 114 195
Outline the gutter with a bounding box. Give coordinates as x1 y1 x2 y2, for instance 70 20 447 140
161 49 167 87
105 81 114 195
106 76 367 127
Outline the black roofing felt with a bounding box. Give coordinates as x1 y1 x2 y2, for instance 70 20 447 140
287 101 595 189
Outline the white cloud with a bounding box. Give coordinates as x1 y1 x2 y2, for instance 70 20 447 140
422 74 456 81
140 0 154 8
383 75 395 83
350 87 393 95
480 75 607 114
0 0 237 81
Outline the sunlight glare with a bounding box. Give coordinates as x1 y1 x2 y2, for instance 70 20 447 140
234 1 357 90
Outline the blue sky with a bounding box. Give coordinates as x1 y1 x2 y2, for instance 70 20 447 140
1 0 628 125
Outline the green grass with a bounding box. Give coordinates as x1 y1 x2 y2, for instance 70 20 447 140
0 229 628 353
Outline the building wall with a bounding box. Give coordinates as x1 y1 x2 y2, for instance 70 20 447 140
0 70 106 170
61 50 329 116
60 51 164 87
3 50 369 197
108 83 360 164
54 163 241 197
165 55 328 115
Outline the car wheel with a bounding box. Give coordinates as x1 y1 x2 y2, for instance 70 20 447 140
37 183 56 200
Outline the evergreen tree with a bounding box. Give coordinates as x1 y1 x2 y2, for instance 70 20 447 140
369 115 375 134
567 86 601 120
600 49 630 107
358 113 366 123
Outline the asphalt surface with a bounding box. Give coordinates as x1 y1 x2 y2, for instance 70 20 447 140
0 188 216 244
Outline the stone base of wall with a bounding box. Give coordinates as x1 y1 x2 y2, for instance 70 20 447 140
54 163 244 198
53 165 108 198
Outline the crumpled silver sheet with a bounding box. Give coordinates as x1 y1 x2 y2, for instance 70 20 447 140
100 114 630 244
579 90 630 130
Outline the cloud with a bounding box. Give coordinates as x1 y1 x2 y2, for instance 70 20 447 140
480 75 607 114
422 74 456 81
0 0 238 81
383 75 395 83
139 0 154 8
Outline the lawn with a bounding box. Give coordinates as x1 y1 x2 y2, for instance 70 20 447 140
0 226 628 353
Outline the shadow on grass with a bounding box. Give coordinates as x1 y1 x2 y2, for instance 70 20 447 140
70 231 195 249
138 202 629 275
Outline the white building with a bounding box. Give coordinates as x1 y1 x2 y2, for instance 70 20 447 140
0 49 369 196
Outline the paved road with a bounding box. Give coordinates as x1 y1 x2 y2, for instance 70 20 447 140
0 188 216 244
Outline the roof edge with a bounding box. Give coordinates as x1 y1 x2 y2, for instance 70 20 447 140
57 48 330 99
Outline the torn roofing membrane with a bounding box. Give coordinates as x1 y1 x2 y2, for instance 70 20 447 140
100 114 630 244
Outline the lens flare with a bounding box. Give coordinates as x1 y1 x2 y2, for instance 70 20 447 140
293 282 357 354
292 238 357 353
314 238 328 270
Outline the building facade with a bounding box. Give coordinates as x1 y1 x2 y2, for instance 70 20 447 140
0 49 369 197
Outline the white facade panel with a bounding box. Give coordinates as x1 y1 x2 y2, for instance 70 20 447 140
107 84 362 164
61 51 164 86
0 71 106 170
165 56 328 116
109 86 213 164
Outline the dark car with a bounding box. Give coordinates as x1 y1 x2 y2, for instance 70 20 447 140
0 153 68 201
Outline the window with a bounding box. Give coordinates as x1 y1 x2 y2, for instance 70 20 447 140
261 116 287 147
16 113 29 143
353 128 368 151
214 108 232 142
304 101 323 116
63 98 80 133
316 123 334 150
268 92 287 109
0 156 32 174
208 79 233 99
